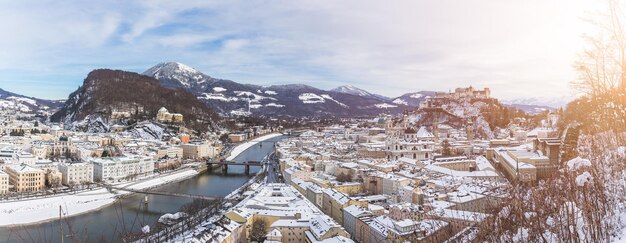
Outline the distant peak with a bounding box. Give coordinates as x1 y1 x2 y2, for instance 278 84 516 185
331 84 372 96
337 84 358 89
144 62 199 75
146 62 199 74
333 84 361 90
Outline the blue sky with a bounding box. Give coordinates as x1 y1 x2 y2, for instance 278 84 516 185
0 0 599 100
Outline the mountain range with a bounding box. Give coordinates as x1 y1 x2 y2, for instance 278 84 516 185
143 62 410 117
1 61 570 125
0 88 63 114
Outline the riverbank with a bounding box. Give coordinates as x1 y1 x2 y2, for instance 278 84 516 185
137 136 282 242
226 133 282 160
0 168 199 227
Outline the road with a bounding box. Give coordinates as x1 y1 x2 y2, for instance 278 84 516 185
265 151 283 183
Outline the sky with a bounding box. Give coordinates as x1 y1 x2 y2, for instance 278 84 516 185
0 0 602 100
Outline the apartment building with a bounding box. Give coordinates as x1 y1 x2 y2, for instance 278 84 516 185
91 156 154 182
58 162 94 185
181 141 217 160
5 164 45 192
0 170 9 194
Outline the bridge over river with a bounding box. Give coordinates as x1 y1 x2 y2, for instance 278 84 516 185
106 185 221 201
206 160 264 174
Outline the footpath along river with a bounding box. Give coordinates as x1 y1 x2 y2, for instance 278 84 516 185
0 135 284 243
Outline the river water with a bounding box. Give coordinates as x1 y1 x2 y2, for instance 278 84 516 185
0 136 283 243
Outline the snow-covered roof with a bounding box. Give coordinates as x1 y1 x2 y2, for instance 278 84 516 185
428 209 490 222
417 126 434 138
425 164 499 178
6 163 43 173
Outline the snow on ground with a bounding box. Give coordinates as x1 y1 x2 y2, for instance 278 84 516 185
320 94 348 107
299 93 325 104
567 157 592 171
410 93 423 99
212 87 226 92
198 93 239 102
0 188 116 226
0 169 198 226
392 98 408 105
575 171 593 186
158 212 189 224
226 133 282 160
230 109 251 116
7 96 37 105
249 103 263 109
234 91 276 102
129 123 165 140
142 225 151 234
115 169 198 191
0 100 31 112
265 103 285 107
374 103 397 108
264 90 277 95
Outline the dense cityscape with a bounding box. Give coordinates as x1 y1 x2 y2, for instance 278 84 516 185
2 1 626 243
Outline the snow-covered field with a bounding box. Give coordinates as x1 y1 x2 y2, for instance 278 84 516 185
374 103 397 108
298 93 325 104
0 169 198 227
392 98 408 105
226 133 282 160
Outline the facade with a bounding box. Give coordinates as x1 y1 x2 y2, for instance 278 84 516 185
0 170 9 194
181 141 216 160
150 146 183 160
156 107 183 123
487 138 561 183
306 183 324 208
91 156 154 182
16 152 36 165
382 175 411 196
343 205 374 242
385 140 435 161
228 134 247 143
5 164 45 192
322 188 368 225
58 162 94 186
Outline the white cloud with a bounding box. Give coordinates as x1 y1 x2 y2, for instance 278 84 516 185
0 0 603 99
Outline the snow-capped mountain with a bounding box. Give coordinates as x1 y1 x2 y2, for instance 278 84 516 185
144 62 409 117
331 85 390 102
143 62 217 91
504 104 555 114
0 88 63 114
390 91 436 107
52 69 218 132
503 96 573 109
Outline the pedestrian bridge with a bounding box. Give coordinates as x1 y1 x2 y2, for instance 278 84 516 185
106 185 220 201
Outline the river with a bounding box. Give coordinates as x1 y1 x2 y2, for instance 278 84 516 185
0 135 284 243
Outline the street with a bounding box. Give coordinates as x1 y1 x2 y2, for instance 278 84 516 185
265 152 283 183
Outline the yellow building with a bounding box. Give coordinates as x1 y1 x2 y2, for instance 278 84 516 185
5 164 45 192
321 188 368 225
332 182 362 196
0 170 9 195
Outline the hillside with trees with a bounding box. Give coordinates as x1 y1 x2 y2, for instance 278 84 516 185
51 69 219 132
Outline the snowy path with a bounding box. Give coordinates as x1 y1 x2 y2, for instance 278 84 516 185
226 133 282 160
0 169 198 227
